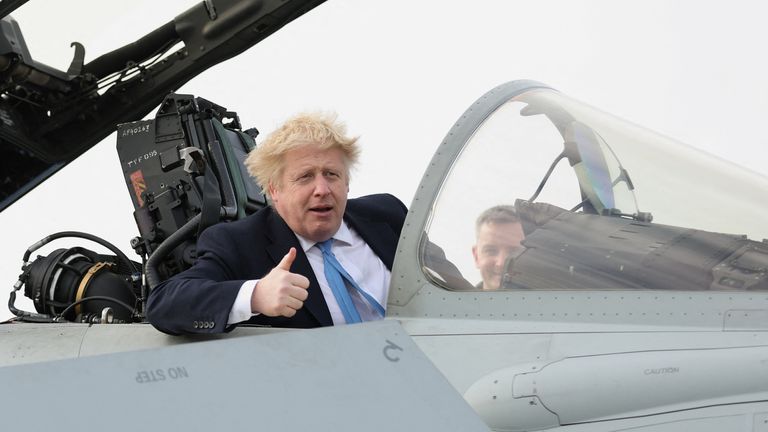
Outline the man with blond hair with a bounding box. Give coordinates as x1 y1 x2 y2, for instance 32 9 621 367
147 112 406 334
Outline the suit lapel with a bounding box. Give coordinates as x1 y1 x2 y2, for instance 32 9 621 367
264 210 333 326
344 211 397 270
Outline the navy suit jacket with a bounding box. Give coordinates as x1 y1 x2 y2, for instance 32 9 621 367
146 194 407 334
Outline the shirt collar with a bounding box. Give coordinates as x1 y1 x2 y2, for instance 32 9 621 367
294 220 354 253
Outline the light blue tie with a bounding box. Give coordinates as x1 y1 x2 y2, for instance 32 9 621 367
317 239 385 324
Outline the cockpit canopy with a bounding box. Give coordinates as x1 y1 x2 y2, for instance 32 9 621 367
422 83 768 292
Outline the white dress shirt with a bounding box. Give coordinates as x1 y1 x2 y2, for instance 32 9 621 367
227 220 390 325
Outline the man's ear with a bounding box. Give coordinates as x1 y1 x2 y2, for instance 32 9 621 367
472 245 479 267
268 183 279 203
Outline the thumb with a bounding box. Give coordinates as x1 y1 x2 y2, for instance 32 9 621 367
276 247 297 271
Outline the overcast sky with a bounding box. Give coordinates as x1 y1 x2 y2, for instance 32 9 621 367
2 0 767 321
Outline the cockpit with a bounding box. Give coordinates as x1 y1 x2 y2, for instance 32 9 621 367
421 83 768 292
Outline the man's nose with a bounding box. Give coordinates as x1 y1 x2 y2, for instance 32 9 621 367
312 176 331 195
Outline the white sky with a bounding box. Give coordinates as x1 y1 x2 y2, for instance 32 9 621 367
2 0 768 321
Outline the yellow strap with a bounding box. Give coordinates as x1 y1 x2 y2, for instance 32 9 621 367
74 262 112 316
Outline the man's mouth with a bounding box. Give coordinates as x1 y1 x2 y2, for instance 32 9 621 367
309 205 333 215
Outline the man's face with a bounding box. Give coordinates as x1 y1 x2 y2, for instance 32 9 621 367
269 145 349 242
472 221 525 290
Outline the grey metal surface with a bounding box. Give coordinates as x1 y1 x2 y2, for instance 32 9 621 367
0 320 490 431
0 322 291 366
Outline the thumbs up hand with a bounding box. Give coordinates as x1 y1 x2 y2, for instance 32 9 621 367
250 247 310 317
276 246 298 270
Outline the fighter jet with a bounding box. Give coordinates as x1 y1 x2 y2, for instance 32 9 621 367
2 1 768 431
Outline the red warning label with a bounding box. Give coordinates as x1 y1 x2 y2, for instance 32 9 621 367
130 170 146 207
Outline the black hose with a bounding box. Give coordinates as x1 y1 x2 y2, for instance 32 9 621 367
8 291 53 322
145 206 233 289
529 152 566 203
55 296 136 321
23 231 139 274
145 213 202 290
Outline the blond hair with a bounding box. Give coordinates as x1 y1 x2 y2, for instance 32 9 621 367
245 112 360 196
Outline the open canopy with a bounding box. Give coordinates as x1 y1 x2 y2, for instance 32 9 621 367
0 0 325 211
